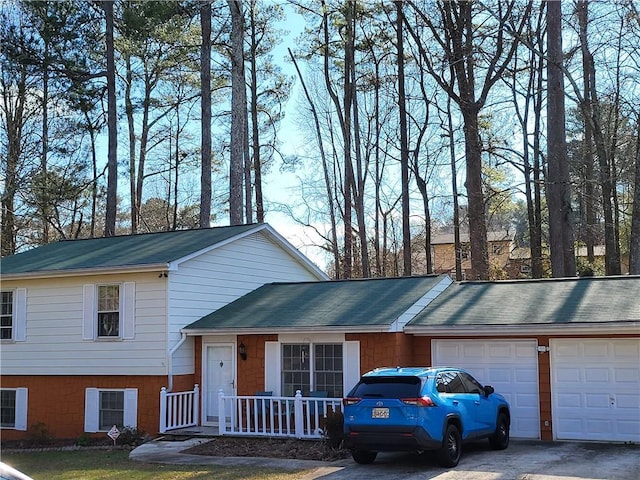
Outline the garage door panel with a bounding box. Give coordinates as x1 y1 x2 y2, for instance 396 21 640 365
433 339 540 439
551 339 640 443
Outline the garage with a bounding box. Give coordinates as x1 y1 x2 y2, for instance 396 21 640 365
432 339 540 439
551 338 640 442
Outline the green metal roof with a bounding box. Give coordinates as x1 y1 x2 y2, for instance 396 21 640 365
0 224 260 275
185 275 447 331
406 276 640 327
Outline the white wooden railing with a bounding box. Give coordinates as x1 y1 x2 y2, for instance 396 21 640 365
218 390 342 439
159 384 199 433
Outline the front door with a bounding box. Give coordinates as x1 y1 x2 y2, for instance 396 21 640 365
203 344 235 425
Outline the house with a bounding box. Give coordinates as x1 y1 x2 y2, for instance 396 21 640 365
2 223 638 445
430 231 514 279
0 224 327 441
181 274 639 443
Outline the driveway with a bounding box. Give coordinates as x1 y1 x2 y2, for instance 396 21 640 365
303 441 639 480
131 438 639 480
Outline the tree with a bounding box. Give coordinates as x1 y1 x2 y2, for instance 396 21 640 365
406 0 533 280
228 0 245 225
103 0 117 237
200 0 212 228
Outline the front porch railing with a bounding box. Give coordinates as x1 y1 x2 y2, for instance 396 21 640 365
159 384 199 433
218 390 342 439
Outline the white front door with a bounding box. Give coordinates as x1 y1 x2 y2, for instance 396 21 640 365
432 339 540 439
203 344 235 425
551 338 640 442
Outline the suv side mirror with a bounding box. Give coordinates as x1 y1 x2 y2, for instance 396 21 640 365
483 385 494 397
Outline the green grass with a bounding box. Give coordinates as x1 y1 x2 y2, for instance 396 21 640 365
1 450 312 480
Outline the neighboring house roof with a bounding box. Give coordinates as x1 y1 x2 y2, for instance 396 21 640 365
0 223 327 279
184 274 451 334
431 231 513 245
405 276 640 335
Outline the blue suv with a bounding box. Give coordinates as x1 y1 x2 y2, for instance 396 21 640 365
343 367 510 467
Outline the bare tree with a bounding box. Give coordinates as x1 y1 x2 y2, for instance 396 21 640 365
200 0 212 228
406 0 532 279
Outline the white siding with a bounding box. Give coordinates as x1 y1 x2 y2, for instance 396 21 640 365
168 231 324 374
0 274 168 376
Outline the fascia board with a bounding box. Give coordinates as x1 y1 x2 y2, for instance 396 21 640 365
182 325 393 336
0 264 169 280
405 322 640 336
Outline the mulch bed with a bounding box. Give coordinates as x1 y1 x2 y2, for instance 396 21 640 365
183 436 349 462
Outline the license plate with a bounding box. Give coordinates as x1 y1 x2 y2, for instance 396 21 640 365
372 407 389 419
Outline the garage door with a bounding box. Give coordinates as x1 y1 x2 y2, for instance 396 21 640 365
551 339 640 442
432 339 540 439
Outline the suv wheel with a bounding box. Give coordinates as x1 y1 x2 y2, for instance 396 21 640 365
437 424 461 467
351 449 377 464
489 413 510 450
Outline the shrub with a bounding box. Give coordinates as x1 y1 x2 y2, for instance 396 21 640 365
26 422 53 447
322 409 344 450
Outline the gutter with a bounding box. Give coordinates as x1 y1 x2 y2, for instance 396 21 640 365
167 332 188 391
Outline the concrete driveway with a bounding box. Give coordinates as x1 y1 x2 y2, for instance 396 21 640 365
131 438 638 480
303 441 639 480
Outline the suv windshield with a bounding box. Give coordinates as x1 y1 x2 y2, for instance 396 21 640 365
349 376 422 398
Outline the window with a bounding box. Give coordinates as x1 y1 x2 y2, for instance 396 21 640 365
0 388 27 430
0 291 13 340
459 244 470 261
84 388 137 432
0 390 16 428
281 343 344 398
98 285 120 337
459 372 485 394
99 391 124 430
83 283 135 341
436 372 466 394
492 244 503 255
520 264 531 274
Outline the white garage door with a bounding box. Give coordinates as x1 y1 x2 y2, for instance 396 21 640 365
551 338 640 442
432 339 540 439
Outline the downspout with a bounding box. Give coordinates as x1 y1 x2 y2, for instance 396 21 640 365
168 332 188 392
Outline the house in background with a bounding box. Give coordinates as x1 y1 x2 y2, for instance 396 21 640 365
430 231 514 279
0 224 326 441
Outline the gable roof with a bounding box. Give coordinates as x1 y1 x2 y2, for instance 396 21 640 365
405 276 640 335
184 275 451 334
0 223 326 279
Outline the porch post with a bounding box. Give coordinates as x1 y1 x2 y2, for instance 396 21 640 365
193 384 200 427
218 389 226 436
159 387 167 434
294 390 303 439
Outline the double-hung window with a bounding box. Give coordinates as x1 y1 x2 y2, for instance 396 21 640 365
98 285 120 337
83 283 135 341
0 289 26 342
0 291 13 340
84 388 137 432
0 388 28 430
281 343 343 398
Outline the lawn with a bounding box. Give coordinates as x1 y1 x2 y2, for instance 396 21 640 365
1 449 312 480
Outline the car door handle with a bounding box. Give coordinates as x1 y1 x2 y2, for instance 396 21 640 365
474 401 480 405
452 400 459 405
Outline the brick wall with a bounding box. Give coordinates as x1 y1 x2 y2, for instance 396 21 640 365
1 373 194 442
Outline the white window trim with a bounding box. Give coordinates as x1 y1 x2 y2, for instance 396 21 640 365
0 387 28 431
83 283 135 341
84 387 138 433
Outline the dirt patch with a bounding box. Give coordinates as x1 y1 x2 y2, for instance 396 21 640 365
183 436 349 462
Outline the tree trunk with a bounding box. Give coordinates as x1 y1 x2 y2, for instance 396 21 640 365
629 116 640 274
396 0 411 276
447 96 462 281
546 0 575 277
200 1 212 228
103 0 118 237
228 0 245 225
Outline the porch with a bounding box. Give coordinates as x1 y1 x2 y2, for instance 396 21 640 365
160 386 342 440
